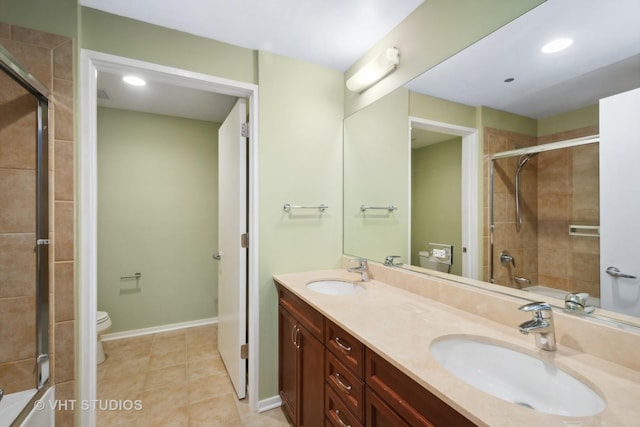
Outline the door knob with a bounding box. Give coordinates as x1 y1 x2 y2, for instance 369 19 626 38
212 252 221 260
605 266 637 279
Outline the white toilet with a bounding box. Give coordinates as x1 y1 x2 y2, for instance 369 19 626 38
96 311 112 364
418 250 451 273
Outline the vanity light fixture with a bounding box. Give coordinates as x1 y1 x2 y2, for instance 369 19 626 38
346 47 400 93
122 75 146 86
541 38 573 54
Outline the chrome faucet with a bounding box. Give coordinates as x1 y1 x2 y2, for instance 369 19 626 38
565 293 595 314
0 387 3 403
348 258 370 282
518 302 556 351
384 255 402 266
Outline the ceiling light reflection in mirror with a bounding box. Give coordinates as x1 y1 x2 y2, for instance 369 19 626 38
405 0 640 119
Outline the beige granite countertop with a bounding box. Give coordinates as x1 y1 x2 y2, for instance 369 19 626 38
273 269 640 427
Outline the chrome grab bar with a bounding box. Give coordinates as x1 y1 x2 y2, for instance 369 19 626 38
283 203 328 212
605 266 637 279
360 204 397 212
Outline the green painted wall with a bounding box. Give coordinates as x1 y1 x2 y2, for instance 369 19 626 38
409 92 477 128
257 51 344 398
344 88 410 263
0 0 78 38
97 107 219 332
81 7 257 84
480 106 538 136
411 138 462 275
537 104 599 136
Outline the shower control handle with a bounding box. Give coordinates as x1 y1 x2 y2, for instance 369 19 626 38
500 250 515 268
605 266 637 279
212 252 221 261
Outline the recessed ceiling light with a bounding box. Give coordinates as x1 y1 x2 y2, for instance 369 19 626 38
122 75 146 86
541 38 573 54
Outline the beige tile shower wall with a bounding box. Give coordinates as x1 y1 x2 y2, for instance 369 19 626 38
483 127 538 288
0 23 75 426
537 126 599 297
0 35 38 395
483 125 600 299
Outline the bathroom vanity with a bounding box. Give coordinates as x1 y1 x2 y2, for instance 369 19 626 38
275 263 640 426
277 283 473 426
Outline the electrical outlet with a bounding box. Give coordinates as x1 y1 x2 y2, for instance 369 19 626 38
432 248 447 258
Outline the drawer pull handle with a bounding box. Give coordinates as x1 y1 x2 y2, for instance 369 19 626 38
334 373 352 391
333 409 351 427
334 336 352 352
291 325 300 349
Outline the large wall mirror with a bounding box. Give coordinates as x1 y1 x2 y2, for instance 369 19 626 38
343 0 640 324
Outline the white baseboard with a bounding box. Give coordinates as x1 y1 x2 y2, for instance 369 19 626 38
257 395 282 412
102 317 218 341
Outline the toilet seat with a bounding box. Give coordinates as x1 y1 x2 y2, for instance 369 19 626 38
97 311 110 325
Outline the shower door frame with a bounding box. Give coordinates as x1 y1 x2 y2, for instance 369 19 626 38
0 45 51 420
488 134 599 284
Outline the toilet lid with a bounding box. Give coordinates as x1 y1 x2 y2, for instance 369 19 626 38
97 311 110 324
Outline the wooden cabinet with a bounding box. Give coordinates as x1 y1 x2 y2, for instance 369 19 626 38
325 319 365 425
278 285 325 427
365 387 412 427
365 350 476 427
277 282 475 427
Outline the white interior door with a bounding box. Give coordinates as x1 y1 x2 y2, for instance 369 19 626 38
600 88 640 316
218 98 248 399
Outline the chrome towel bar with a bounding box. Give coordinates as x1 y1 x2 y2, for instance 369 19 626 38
120 272 142 280
360 204 397 212
283 203 328 212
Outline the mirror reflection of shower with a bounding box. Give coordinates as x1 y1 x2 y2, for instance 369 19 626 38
490 135 600 306
515 153 539 232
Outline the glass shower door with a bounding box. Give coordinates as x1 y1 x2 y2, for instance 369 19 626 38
0 62 40 394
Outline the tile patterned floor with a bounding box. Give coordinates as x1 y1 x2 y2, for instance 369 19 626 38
97 324 292 426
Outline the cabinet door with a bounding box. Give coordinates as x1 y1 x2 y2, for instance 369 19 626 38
299 322 325 427
366 350 474 427
279 307 299 424
366 387 413 427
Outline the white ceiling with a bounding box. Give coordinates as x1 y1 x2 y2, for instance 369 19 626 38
86 0 423 122
81 0 424 72
90 0 640 124
406 0 640 119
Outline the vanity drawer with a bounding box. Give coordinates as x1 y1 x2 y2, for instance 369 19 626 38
326 350 364 422
365 349 475 427
278 283 324 341
326 385 364 427
326 319 364 378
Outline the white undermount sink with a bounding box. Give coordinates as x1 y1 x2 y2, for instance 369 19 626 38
306 280 365 296
430 336 606 417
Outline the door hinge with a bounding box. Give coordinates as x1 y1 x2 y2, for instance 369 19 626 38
241 233 249 248
241 122 250 138
240 343 248 359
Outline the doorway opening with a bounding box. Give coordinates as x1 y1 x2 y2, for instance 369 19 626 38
80 49 260 427
409 117 479 280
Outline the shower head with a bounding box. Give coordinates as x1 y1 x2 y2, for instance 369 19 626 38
514 152 538 232
517 152 538 170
